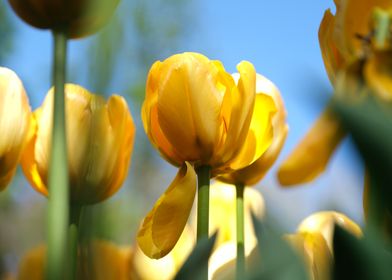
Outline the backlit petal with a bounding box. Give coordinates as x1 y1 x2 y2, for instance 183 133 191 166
278 108 345 186
137 162 197 258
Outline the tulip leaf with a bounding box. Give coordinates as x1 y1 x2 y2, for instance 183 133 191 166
333 98 392 217
248 214 308 280
174 233 217 280
333 225 392 280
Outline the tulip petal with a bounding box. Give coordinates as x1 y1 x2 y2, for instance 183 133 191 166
142 60 185 165
229 93 276 172
214 61 256 170
319 9 345 84
278 107 346 186
137 162 197 259
157 53 223 162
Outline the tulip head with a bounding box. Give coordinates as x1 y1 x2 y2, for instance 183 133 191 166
286 211 362 280
142 52 275 173
8 0 120 38
218 74 287 186
21 84 135 205
0 67 32 190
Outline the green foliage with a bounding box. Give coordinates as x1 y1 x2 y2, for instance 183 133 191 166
175 234 217 280
248 215 308 280
333 225 392 280
0 2 14 62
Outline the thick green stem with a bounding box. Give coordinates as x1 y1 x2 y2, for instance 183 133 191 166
196 165 211 280
236 183 245 279
46 30 69 280
68 205 83 280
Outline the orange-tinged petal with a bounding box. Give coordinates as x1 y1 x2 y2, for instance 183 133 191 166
364 50 392 101
319 9 346 84
0 67 32 190
157 53 223 163
278 107 346 186
137 162 197 259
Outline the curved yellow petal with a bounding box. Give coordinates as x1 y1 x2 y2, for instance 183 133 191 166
297 211 362 253
142 61 184 166
278 107 346 186
212 61 256 172
0 67 32 190
319 9 346 84
156 53 223 163
364 50 392 101
137 162 197 259
286 232 332 280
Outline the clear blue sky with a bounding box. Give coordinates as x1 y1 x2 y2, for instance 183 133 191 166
3 0 363 230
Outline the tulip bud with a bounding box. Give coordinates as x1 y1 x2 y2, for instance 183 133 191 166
8 0 120 38
0 67 32 190
21 84 135 205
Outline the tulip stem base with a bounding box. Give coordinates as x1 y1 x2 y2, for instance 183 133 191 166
196 165 211 280
47 30 69 280
236 183 245 279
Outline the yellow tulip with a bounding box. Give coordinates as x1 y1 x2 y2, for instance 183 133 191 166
8 0 120 39
286 211 362 280
138 52 276 258
0 67 32 190
218 73 288 186
278 0 392 186
17 241 131 280
21 84 135 205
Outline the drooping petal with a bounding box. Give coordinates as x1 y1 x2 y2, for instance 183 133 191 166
278 107 346 186
157 53 223 163
137 162 197 259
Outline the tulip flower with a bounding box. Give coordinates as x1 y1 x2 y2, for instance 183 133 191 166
17 241 131 280
21 84 135 205
0 67 32 190
286 211 362 280
278 0 392 186
137 52 277 259
218 73 288 186
8 0 120 39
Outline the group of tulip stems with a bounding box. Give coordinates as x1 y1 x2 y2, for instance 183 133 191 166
48 31 246 280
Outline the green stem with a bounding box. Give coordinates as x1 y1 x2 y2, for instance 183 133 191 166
196 165 211 280
236 183 245 279
46 30 69 280
68 205 83 280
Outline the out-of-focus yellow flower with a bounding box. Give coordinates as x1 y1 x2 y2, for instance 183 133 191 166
8 0 120 39
219 74 288 186
138 52 276 259
0 67 32 191
17 241 131 280
278 0 392 186
205 182 264 279
286 211 362 280
130 225 195 280
21 84 135 205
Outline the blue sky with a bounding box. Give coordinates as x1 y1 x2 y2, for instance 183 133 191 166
3 0 364 230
